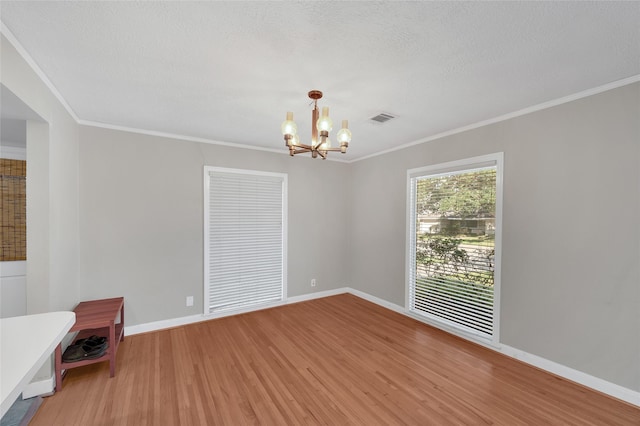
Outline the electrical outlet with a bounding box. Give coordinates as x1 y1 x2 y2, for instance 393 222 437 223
311 279 317 287
186 296 194 307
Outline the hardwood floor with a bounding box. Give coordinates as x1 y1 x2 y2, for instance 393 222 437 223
32 294 639 425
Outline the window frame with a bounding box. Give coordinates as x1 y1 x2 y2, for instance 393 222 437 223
203 166 288 316
405 153 503 346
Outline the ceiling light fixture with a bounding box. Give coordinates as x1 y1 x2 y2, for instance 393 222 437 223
281 90 351 159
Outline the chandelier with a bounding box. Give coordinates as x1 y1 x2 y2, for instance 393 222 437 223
281 90 352 159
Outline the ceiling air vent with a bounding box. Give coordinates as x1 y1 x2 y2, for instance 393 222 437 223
369 112 395 124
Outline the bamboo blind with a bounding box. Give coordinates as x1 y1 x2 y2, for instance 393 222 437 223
1 158 27 261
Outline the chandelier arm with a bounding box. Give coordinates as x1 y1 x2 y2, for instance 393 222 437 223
294 142 314 150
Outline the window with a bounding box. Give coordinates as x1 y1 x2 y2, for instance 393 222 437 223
0 159 27 261
407 153 503 342
204 167 287 314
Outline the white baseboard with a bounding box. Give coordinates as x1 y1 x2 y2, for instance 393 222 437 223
22 376 54 399
499 344 640 407
346 287 405 314
122 286 639 407
286 287 348 304
125 313 207 336
125 287 350 336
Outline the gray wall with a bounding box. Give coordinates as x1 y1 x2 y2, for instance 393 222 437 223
350 82 640 392
78 126 351 326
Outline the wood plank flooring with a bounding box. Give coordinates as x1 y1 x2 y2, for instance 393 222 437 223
31 294 639 425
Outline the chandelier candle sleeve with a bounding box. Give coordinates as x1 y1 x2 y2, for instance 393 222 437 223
337 120 351 153
317 107 333 133
281 112 297 147
281 90 351 159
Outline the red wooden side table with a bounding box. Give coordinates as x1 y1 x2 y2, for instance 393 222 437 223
54 297 125 391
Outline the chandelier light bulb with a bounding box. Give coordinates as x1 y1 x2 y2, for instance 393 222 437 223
336 120 352 144
321 138 331 150
281 112 297 136
316 107 333 133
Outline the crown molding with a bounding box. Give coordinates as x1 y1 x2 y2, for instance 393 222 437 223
348 74 640 163
77 119 351 163
0 22 80 122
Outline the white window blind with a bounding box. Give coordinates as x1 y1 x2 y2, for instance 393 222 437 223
407 154 502 342
204 167 287 314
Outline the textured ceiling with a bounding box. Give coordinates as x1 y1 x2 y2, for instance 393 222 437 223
1 2 639 161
